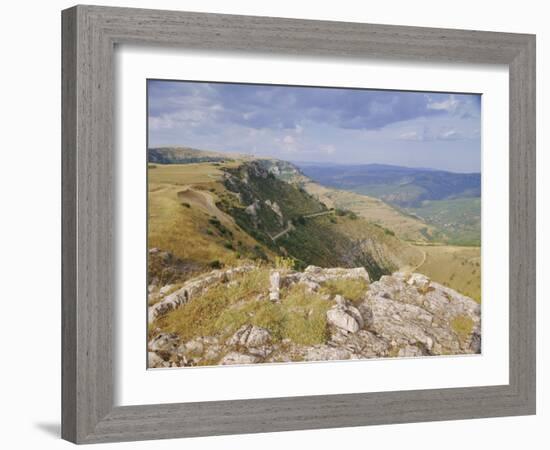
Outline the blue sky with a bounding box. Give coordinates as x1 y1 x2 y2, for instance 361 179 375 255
148 80 481 172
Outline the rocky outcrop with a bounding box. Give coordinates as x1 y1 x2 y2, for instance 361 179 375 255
148 264 256 322
245 200 260 216
269 265 369 294
362 272 481 355
147 267 481 368
265 199 283 224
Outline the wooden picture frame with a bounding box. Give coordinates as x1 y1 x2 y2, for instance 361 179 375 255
62 5 536 444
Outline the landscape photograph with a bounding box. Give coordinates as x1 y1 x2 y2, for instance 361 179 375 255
146 80 482 368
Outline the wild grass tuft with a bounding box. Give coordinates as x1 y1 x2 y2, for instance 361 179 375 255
157 268 269 341
157 271 331 346
450 315 475 341
319 278 369 305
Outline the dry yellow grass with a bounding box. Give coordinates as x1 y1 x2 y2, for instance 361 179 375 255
319 278 369 305
451 315 475 340
157 272 331 347
148 163 274 267
148 162 228 185
413 244 481 302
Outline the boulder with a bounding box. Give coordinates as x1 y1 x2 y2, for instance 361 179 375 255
228 325 271 348
326 302 364 333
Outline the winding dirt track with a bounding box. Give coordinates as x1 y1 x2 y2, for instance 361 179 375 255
177 186 234 225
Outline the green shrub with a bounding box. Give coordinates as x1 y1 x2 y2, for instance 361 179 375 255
209 260 222 269
274 256 297 270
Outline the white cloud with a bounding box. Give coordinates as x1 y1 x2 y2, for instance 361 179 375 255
427 94 459 112
398 130 422 141
439 129 460 140
283 135 295 145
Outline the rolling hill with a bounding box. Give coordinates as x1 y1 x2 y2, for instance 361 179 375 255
298 162 481 245
298 163 481 207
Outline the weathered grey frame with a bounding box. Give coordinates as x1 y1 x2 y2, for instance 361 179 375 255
62 4 536 444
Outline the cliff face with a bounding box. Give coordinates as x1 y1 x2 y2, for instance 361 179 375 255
218 161 422 280
148 265 480 368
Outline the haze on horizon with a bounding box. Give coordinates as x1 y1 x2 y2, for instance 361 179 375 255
148 80 481 173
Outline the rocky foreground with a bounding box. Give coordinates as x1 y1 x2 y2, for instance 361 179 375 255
148 265 480 368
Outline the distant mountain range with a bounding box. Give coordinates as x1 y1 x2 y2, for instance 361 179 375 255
297 163 481 208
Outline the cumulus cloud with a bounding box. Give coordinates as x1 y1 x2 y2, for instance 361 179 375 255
148 81 481 134
147 80 481 171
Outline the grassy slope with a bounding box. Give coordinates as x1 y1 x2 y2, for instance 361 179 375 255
413 244 481 302
148 162 275 272
303 181 440 243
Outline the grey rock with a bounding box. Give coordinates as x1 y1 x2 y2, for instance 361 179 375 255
407 273 431 292
149 265 256 322
228 325 271 348
334 294 347 306
304 345 352 361
269 271 281 301
397 345 426 358
159 284 174 296
148 351 169 368
148 333 179 352
326 305 363 333
184 339 204 355
220 352 261 365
